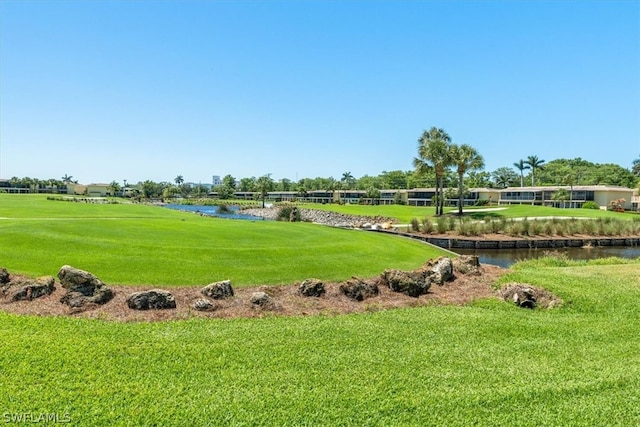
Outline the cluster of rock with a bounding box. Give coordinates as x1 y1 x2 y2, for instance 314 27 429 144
240 207 395 229
1 268 56 302
4 255 561 316
380 256 455 297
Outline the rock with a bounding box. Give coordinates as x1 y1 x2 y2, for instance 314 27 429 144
380 269 431 297
250 291 272 306
58 265 105 293
126 289 176 310
500 284 562 309
250 291 279 310
452 255 481 275
340 277 379 301
57 265 114 307
8 276 56 301
426 257 454 285
299 278 325 297
191 299 216 311
201 280 234 300
0 267 10 284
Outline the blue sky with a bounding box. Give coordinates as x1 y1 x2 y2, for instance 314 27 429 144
1 0 638 185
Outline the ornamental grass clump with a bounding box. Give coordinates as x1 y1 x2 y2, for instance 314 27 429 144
436 217 448 234
421 217 434 234
455 218 472 236
410 218 420 233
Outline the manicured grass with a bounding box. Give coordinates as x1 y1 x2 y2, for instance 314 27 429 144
0 195 444 286
302 202 636 223
1 258 639 425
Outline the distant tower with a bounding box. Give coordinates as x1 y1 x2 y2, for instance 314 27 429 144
212 175 221 186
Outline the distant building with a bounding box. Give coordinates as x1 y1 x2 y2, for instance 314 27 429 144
212 175 221 186
497 185 635 210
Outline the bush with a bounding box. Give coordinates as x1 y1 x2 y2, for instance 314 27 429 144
582 201 600 210
421 218 434 234
276 206 301 222
410 218 420 232
217 204 232 214
436 217 448 234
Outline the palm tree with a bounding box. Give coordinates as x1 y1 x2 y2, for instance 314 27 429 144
61 174 73 183
340 172 355 203
513 160 530 187
341 172 355 189
413 127 453 216
255 174 274 208
525 155 545 187
451 144 485 215
174 175 184 186
109 180 122 197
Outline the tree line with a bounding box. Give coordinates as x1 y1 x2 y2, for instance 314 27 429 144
4 138 639 200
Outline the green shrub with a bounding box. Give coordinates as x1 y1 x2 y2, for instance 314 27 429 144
421 217 434 234
436 217 448 234
410 217 420 232
217 204 232 214
582 201 600 209
276 205 301 222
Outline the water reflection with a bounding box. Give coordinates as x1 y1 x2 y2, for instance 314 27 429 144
163 204 265 221
454 246 640 268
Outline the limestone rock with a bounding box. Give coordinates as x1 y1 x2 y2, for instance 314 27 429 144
0 267 10 284
8 276 56 301
250 291 273 307
299 279 325 297
500 284 562 309
452 255 481 275
340 277 379 301
201 280 234 300
425 257 454 285
191 299 216 311
380 269 431 297
127 289 176 310
57 265 114 308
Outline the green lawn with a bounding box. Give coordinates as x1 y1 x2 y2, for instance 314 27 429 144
1 258 639 425
300 202 637 223
0 195 445 286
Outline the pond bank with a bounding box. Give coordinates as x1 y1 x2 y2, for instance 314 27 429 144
377 230 640 250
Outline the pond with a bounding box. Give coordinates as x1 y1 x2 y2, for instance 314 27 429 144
454 246 640 268
163 204 266 221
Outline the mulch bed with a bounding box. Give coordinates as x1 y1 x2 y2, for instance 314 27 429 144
0 265 506 322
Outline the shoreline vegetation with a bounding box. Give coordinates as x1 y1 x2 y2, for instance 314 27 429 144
238 205 640 240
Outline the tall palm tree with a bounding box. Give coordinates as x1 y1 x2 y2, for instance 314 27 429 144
174 175 184 186
256 174 274 208
413 127 453 216
451 144 485 215
341 172 354 189
525 155 545 187
61 174 73 183
513 160 530 187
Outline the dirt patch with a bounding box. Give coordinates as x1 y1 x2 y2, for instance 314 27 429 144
0 265 506 322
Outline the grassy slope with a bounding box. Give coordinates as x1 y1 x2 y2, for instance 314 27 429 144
0 195 444 286
299 202 637 223
1 259 639 425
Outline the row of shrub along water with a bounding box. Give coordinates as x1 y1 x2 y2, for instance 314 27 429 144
408 216 640 238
